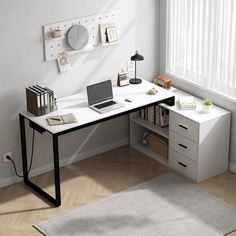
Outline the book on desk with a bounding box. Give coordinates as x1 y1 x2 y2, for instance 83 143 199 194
47 113 77 126
178 96 196 110
26 85 55 116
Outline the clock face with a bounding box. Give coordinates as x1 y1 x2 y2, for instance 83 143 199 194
67 24 89 50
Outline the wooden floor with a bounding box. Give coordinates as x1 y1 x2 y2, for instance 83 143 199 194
0 145 236 236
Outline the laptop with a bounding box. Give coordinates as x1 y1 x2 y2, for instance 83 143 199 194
87 80 124 114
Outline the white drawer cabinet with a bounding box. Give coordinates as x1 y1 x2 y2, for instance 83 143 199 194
169 130 198 162
169 149 198 181
167 94 230 182
130 87 230 183
170 112 199 142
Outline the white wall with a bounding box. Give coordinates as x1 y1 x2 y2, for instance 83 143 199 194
158 0 236 172
0 0 158 186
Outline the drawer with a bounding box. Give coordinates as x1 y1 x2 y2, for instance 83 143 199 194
169 130 198 162
170 111 199 142
169 149 198 181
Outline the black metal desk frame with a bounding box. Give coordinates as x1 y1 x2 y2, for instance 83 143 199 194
19 97 175 207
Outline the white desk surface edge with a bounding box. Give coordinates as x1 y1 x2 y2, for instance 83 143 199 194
20 80 175 134
161 88 230 123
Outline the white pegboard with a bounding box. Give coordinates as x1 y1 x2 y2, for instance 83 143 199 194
43 12 118 62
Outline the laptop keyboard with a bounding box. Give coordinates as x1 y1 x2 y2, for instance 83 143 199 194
95 101 116 109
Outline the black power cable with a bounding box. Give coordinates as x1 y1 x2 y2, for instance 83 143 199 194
7 129 35 177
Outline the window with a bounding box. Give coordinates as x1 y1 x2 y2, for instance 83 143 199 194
166 0 236 99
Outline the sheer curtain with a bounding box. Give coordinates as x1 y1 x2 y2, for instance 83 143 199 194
166 0 236 99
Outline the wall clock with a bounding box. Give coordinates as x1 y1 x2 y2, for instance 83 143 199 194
67 25 89 50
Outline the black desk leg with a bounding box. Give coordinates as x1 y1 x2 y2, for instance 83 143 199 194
19 115 61 207
19 114 29 183
52 134 61 206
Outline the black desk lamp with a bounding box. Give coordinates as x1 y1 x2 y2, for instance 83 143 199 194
129 51 144 84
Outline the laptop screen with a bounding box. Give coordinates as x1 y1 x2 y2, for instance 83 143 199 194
87 80 113 105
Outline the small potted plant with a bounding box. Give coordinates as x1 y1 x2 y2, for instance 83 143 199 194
202 98 212 113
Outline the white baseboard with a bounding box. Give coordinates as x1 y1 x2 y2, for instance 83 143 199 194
0 137 129 188
0 175 22 188
229 163 236 173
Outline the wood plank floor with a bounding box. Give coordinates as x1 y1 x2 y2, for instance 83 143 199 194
0 145 236 235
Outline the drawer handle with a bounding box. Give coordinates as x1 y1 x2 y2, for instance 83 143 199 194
179 124 188 130
178 162 187 168
179 143 188 149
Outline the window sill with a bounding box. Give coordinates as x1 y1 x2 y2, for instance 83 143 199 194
166 72 236 105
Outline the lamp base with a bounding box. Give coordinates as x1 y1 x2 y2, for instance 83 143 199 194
129 78 142 84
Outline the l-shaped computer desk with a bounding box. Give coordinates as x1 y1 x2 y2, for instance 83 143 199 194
19 80 175 207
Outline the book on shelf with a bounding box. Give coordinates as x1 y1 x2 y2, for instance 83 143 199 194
159 107 169 127
140 109 145 119
139 105 169 128
147 107 155 123
144 107 148 120
155 106 160 125
47 113 77 126
179 96 196 110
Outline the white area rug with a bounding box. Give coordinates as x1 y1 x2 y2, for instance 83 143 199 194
34 174 236 236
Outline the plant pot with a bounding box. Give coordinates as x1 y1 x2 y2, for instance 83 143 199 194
202 105 212 113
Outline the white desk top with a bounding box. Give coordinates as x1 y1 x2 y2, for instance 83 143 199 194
20 80 175 134
162 88 230 123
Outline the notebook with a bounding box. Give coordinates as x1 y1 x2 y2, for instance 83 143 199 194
47 113 77 126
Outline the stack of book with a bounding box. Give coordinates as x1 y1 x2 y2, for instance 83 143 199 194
26 85 55 116
140 105 169 128
178 96 196 110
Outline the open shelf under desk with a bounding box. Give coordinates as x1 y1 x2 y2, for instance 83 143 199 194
131 142 168 166
131 117 169 139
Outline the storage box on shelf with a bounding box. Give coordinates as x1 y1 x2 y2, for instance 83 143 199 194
147 133 168 158
130 88 230 182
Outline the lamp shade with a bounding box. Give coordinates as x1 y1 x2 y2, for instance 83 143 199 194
131 51 144 61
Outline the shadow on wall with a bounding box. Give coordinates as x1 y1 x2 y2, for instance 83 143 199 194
0 0 159 206
77 16 137 82
0 91 25 121
5 0 136 177
0 91 25 162
45 18 137 96
43 1 137 96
